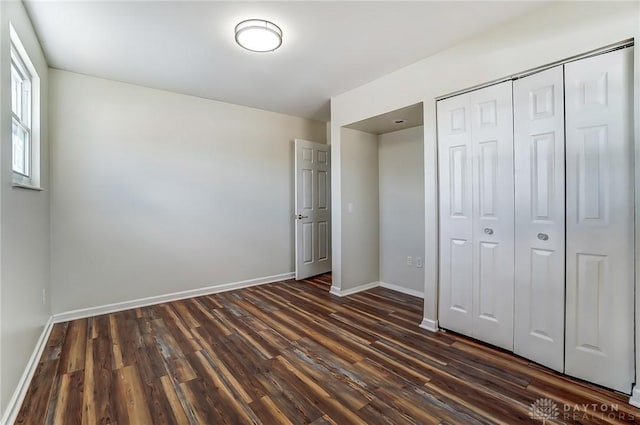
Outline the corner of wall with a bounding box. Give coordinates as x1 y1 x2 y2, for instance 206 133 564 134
0 0 51 418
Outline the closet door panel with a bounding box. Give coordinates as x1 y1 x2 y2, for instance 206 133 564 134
513 66 565 372
437 96 474 336
470 82 515 350
565 47 634 394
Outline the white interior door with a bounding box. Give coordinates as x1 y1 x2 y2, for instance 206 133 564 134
564 47 634 393
469 82 515 351
513 66 566 372
437 94 474 335
437 81 514 350
295 139 331 280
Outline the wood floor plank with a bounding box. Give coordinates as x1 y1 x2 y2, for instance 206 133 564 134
41 322 68 362
51 370 84 425
114 365 154 425
250 395 294 425
14 359 59 425
159 375 192 425
59 320 87 374
15 273 640 424
278 347 372 412
188 350 261 424
272 356 368 425
157 304 202 354
256 366 324 423
81 339 96 425
188 329 254 404
150 318 197 383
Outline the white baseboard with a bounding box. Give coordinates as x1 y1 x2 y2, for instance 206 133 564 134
53 272 294 323
330 281 380 297
1 317 54 425
630 386 640 408
419 318 439 333
330 281 427 299
379 282 424 298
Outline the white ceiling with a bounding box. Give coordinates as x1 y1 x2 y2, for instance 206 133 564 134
24 1 546 121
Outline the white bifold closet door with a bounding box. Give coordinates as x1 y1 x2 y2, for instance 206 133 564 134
564 47 634 394
438 82 515 350
437 92 473 336
513 66 566 372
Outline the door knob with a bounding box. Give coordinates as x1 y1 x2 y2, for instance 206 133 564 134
484 228 494 235
296 214 308 220
537 233 549 241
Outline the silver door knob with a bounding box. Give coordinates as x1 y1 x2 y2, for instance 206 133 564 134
537 233 549 241
484 228 493 235
296 214 308 220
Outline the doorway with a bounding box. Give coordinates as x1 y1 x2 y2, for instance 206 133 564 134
294 139 332 280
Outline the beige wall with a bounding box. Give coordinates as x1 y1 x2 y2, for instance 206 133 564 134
338 128 379 290
379 126 424 295
49 70 326 314
0 0 50 417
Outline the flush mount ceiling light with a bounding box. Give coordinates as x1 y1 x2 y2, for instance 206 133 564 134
235 19 283 52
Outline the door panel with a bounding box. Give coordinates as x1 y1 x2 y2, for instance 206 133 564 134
478 141 497 217
302 169 313 209
449 146 468 217
575 253 607 353
438 82 514 348
565 47 634 394
577 126 607 224
295 139 331 279
318 221 329 261
478 241 498 321
470 82 515 350
513 66 565 372
318 171 328 209
450 238 472 314
302 222 313 263
438 95 474 335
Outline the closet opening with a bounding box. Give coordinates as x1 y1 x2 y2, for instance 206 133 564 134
337 102 425 299
436 45 635 394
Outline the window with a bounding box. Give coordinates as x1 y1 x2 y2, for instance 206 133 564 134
10 24 41 189
11 44 32 178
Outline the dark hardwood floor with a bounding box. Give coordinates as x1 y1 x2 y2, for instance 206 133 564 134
15 273 640 424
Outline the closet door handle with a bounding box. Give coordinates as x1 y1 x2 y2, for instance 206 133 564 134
484 228 494 235
537 233 549 241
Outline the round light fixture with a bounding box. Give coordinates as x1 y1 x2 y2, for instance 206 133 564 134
235 19 283 52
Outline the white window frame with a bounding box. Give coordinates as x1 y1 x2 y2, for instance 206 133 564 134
10 23 41 190
11 44 32 180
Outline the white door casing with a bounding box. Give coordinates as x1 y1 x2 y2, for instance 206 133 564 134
513 66 566 372
437 93 474 336
470 82 515 351
564 47 634 394
437 81 515 350
295 139 332 280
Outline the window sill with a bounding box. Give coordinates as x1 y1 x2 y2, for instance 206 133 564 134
12 182 43 191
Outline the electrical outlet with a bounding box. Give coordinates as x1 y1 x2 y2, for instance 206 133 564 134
407 256 413 266
42 288 46 305
416 257 423 268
